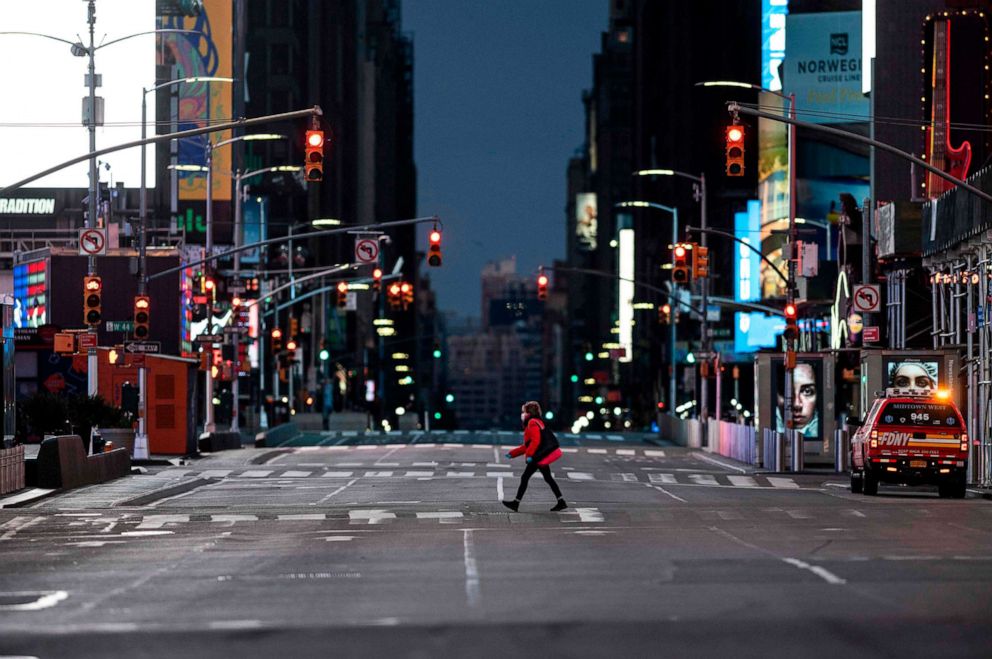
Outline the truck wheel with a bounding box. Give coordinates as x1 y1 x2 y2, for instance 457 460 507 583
952 477 967 499
937 482 951 498
850 471 863 493
863 469 878 496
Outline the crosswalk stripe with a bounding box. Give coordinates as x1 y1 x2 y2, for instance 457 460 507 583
349 510 396 524
644 450 666 458
767 477 800 489
446 472 474 478
488 472 515 478
616 449 635 456
689 474 719 486
201 469 232 478
574 507 604 522
616 473 639 482
567 472 594 480
649 473 677 484
136 515 189 529
211 514 257 525
240 470 273 478
356 445 379 450
415 512 463 522
281 470 312 478
404 471 434 477
277 514 326 521
412 461 438 467
364 471 394 477
322 471 354 478
587 449 607 454
561 448 579 453
728 475 758 488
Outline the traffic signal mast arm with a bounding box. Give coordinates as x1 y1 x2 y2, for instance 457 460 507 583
684 225 787 284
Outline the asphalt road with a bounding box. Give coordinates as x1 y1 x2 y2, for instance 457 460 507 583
2 435 991 658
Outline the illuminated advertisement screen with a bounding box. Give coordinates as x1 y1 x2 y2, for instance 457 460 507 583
770 357 825 449
12 260 48 328
762 0 788 91
734 200 761 303
0 2 155 188
575 192 598 251
882 357 941 390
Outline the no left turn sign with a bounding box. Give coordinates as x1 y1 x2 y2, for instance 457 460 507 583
354 238 380 264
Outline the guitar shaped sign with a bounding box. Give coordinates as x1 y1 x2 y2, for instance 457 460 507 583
925 19 972 197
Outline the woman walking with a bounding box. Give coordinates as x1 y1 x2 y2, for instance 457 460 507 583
502 401 567 512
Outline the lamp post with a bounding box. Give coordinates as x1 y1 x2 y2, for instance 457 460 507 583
135 76 231 458
697 80 797 441
615 201 679 416
632 166 710 429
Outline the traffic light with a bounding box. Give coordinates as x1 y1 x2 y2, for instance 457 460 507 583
725 124 745 176
692 245 710 279
289 315 299 339
432 342 442 359
372 267 382 293
133 295 150 340
337 281 348 308
304 129 324 182
427 229 442 267
286 338 298 352
537 272 549 301
83 276 102 326
388 282 402 309
783 302 799 342
672 243 690 284
400 281 413 308
271 327 283 351
658 303 671 325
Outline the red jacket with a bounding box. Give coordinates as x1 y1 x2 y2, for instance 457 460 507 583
508 418 562 465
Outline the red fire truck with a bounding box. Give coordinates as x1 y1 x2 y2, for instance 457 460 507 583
850 388 968 498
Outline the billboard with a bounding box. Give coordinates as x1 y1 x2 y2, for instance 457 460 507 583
762 0 788 91
617 228 634 363
0 2 155 189
159 0 233 201
784 11 868 124
734 200 761 303
575 192 598 251
883 357 940 390
12 260 48 329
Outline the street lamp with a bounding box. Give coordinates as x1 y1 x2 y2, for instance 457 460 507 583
615 201 680 414
697 79 798 441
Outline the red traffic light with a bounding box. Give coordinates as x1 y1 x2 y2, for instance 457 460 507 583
372 268 383 280
305 129 325 182
307 131 324 148
286 339 298 351
674 244 687 259
271 328 282 339
727 126 744 143
337 281 349 293
537 274 549 286
204 278 215 292
389 283 401 296
784 303 797 318
657 402 666 410
726 125 745 176
400 282 411 294
427 229 442 267
429 230 441 245
85 277 102 292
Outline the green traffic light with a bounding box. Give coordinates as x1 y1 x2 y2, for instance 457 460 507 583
594 396 604 405
570 374 579 383
433 412 442 420
584 352 593 361
444 393 455 403
433 349 442 359
686 352 696 364
319 349 330 361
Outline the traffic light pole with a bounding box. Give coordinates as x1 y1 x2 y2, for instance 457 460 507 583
699 173 709 431
203 141 216 434
231 169 243 433
85 1 99 402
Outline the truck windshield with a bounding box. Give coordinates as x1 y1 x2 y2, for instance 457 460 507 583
879 402 961 429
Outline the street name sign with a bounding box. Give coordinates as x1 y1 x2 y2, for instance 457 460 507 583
196 334 222 343
124 341 161 354
105 320 134 332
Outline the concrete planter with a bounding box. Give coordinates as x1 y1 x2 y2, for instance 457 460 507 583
0 445 25 495
99 429 136 457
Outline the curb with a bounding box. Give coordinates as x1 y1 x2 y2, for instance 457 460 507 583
0 487 58 509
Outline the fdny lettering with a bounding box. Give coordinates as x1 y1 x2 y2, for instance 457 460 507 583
877 431 911 447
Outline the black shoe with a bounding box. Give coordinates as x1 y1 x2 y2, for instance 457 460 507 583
502 500 519 512
550 500 567 512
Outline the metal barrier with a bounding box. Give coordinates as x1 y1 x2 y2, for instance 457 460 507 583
659 414 702 447
763 429 783 472
0 445 25 495
788 430 804 472
834 429 849 473
707 420 757 465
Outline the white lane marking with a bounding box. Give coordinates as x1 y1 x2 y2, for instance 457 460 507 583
493 445 501 464
446 471 474 478
324 535 357 542
606 435 624 441
616 473 639 482
239 470 273 478
574 508 604 522
356 445 379 450
404 471 434 478
616 449 635 456
567 472 594 481
67 540 127 547
767 477 800 489
650 484 688 503
336 462 364 467
136 515 189 530
210 515 257 525
692 452 749 473
412 462 438 467
561 448 579 453
497 476 504 501
488 472 515 478
843 510 867 518
314 478 360 505
278 514 326 521
209 620 263 630
443 443 465 447
201 470 233 478
729 475 758 488
644 450 666 458
587 448 607 454
416 512 464 523
586 435 603 440
689 474 719 486
348 509 396 525
573 530 615 536
371 462 400 467
782 557 847 585
298 463 329 467
120 530 173 537
786 510 811 519
0 516 44 541
463 529 480 608
322 471 354 478
0 590 69 611
649 473 678 484
486 463 510 468
364 471 394 478
281 470 312 478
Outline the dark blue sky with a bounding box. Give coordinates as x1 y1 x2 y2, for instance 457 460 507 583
403 1 608 317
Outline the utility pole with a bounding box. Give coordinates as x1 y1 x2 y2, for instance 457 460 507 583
698 173 709 434
85 0 99 400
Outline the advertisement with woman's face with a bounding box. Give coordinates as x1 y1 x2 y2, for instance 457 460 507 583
884 358 939 391
773 360 822 441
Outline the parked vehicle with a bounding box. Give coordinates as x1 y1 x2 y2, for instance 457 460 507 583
850 388 968 498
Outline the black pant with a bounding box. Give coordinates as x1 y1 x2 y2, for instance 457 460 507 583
515 461 563 501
